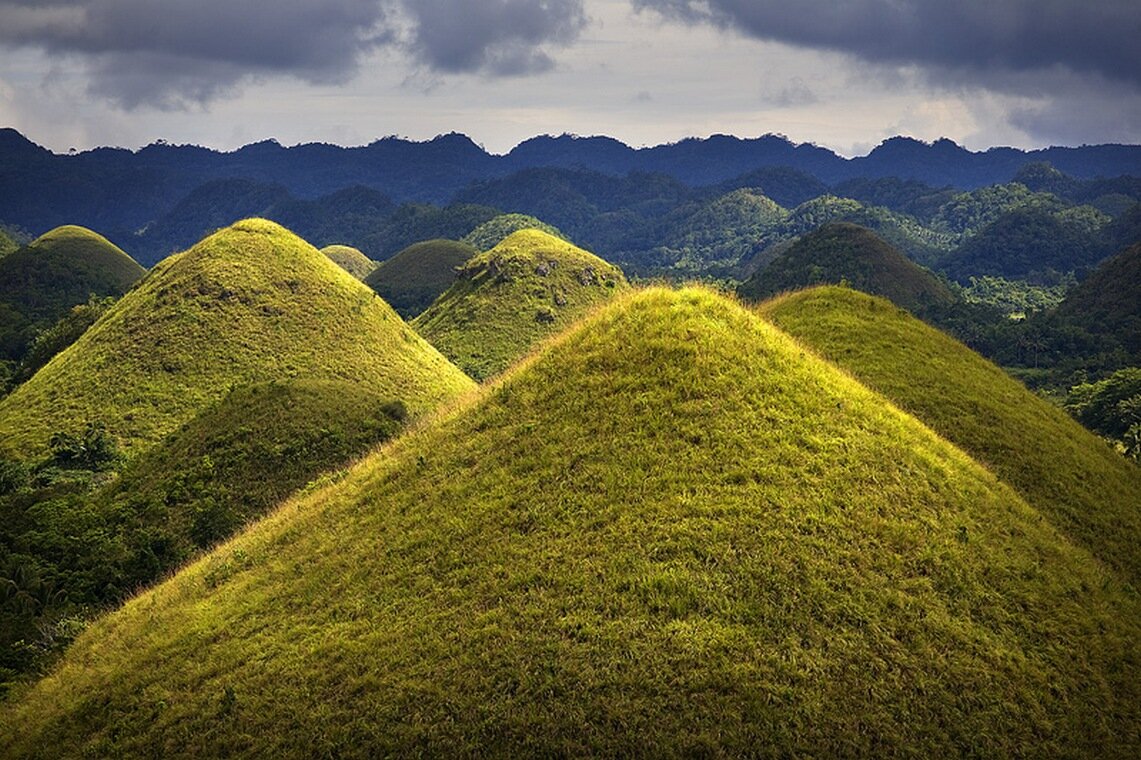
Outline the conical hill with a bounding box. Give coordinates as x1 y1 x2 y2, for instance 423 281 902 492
759 285 1141 584
1055 241 1140 353
0 219 475 460
738 222 954 312
320 244 376 280
364 238 478 319
0 225 145 360
413 228 629 380
5 287 1138 757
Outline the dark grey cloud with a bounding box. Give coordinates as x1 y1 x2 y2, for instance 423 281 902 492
633 0 1141 89
0 0 586 107
403 0 587 76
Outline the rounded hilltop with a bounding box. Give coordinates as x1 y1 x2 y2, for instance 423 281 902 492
365 238 479 319
320 244 376 280
412 227 629 380
4 287 1138 757
0 218 474 460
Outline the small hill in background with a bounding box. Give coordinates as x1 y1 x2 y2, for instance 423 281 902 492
365 239 479 319
461 212 568 251
759 285 1141 584
1055 241 1141 355
4 287 1138 757
0 225 145 363
320 244 376 280
0 219 475 460
413 229 629 380
738 223 954 312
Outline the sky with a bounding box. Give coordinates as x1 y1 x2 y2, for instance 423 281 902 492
0 0 1138 157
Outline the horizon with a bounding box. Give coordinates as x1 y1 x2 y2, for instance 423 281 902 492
1 2 1138 158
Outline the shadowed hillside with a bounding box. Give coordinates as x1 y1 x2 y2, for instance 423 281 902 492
759 286 1141 584
0 219 475 460
413 229 628 380
0 226 145 361
2 287 1138 757
320 244 376 280
364 238 479 319
738 223 954 312
1056 241 1141 354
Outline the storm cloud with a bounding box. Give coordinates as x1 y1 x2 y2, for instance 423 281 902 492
0 0 587 107
633 0 1141 89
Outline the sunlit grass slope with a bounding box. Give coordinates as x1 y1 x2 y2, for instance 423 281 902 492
319 244 376 280
413 228 629 380
364 238 478 319
739 223 954 312
461 212 568 251
4 287 1139 757
760 285 1141 584
0 219 475 460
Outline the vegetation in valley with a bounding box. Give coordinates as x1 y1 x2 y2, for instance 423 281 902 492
413 229 629 380
3 287 1138 757
0 379 410 688
737 223 954 312
759 286 1141 584
364 239 479 319
320 244 376 280
0 218 475 461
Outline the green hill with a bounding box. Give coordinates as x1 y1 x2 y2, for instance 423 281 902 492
738 223 955 312
461 213 568 251
0 226 145 362
1055 241 1141 354
364 239 478 319
0 228 17 259
0 219 475 460
4 287 1138 757
413 229 629 380
320 244 376 280
759 285 1141 584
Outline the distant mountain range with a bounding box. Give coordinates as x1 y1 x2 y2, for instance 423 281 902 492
3 127 1140 245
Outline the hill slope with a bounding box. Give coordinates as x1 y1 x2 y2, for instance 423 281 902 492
3 287 1138 757
0 225 145 360
0 219 475 460
1055 241 1141 354
320 244 376 280
738 223 954 312
413 229 629 380
461 212 567 251
759 286 1141 584
364 238 478 319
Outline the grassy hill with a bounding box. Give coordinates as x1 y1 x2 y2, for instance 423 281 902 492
0 219 475 460
0 228 17 259
461 213 567 251
320 244 376 280
413 229 629 380
738 223 955 312
4 287 1138 757
759 285 1141 584
0 226 145 361
364 238 479 319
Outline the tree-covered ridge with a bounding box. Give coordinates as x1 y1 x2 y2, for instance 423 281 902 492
0 218 475 460
461 212 568 251
413 229 628 380
3 287 1138 757
738 223 954 312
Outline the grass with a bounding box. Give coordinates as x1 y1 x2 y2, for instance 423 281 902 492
3 286 1138 757
760 285 1141 585
0 219 475 460
461 212 568 251
0 225 145 362
319 244 376 280
364 238 478 319
413 228 629 380
738 222 954 312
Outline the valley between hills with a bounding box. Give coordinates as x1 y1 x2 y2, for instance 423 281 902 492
0 131 1138 757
